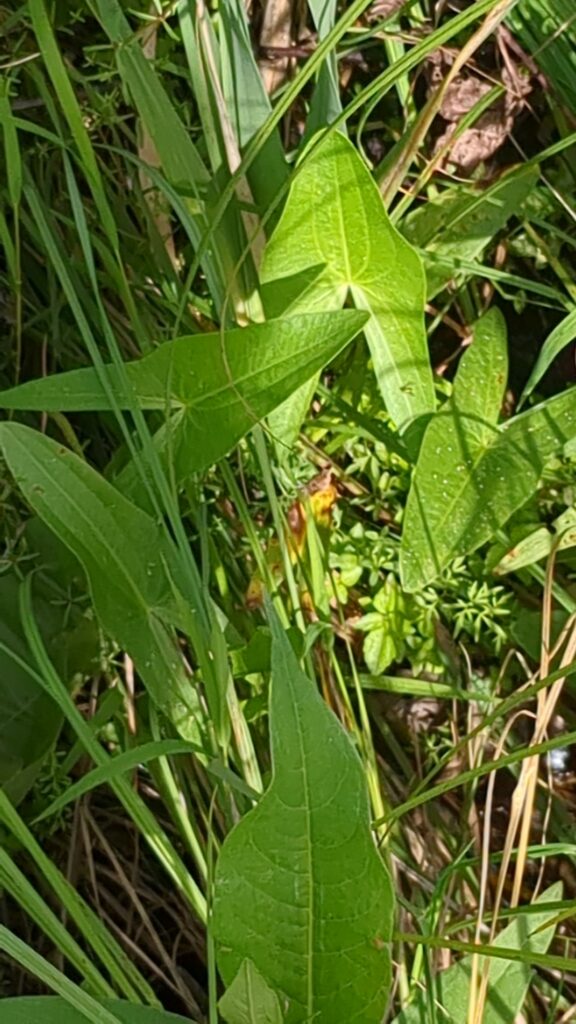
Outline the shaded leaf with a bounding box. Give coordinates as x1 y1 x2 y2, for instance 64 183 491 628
261 132 435 443
220 960 284 1024
0 572 97 802
0 997 192 1024
400 308 576 589
511 608 569 661
394 883 562 1024
213 609 394 1024
0 424 209 739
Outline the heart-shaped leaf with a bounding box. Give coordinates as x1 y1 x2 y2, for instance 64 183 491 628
401 308 576 589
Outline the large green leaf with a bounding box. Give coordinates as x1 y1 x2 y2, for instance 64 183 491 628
213 611 394 1024
400 308 576 590
220 960 284 1023
0 998 192 1024
0 424 206 739
401 164 538 299
260 132 435 443
394 883 561 1024
0 311 367 483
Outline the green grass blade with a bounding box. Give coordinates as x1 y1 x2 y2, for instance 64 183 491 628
17 577 208 923
34 740 202 824
0 928 124 1024
0 846 115 999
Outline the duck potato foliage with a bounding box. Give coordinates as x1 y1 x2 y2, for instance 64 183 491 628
0 0 575 1021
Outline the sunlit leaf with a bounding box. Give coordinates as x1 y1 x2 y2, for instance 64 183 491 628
0 312 367 483
401 308 576 589
261 131 435 446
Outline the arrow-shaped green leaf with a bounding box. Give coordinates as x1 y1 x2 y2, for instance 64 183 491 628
219 960 284 1024
213 611 394 1024
0 311 367 482
261 131 435 444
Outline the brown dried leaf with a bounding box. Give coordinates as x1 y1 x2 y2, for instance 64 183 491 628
434 110 513 172
367 0 405 22
430 57 532 173
438 75 494 122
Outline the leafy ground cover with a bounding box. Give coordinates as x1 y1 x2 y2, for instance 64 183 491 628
1 0 576 1021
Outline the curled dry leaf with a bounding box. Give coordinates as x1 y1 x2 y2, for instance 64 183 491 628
366 0 406 22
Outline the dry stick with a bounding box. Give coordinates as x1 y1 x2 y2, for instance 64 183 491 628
259 0 294 96
470 581 576 1024
469 708 535 1024
124 654 137 736
492 606 576 918
484 547 555 935
380 0 521 206
137 8 178 269
510 543 557 907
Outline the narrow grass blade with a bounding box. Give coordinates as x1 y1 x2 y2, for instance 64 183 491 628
520 306 576 401
0 928 123 1024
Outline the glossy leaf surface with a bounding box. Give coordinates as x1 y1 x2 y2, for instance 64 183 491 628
401 309 576 589
261 132 435 441
0 312 367 481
